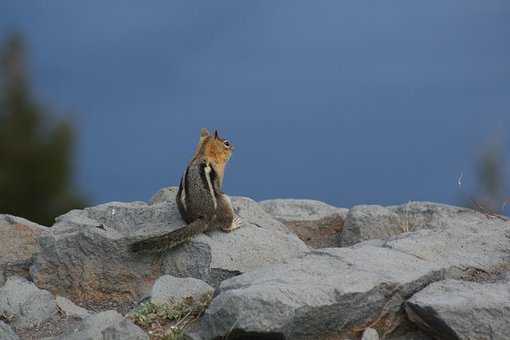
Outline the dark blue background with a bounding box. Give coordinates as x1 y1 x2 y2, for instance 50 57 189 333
2 1 509 208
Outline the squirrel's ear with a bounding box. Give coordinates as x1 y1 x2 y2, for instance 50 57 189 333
214 130 219 139
200 128 210 138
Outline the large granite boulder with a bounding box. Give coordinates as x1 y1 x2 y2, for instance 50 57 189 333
0 215 49 285
197 202 510 339
260 199 348 248
0 276 57 329
406 279 510 340
30 188 308 308
30 201 169 309
340 201 481 246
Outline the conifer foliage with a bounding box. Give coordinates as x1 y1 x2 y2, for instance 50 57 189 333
0 34 86 225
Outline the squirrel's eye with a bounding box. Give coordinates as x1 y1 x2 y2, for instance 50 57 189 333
223 140 231 147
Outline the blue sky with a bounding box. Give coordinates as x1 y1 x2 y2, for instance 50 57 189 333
1 1 509 208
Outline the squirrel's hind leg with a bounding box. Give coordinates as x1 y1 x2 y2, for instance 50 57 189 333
215 194 242 232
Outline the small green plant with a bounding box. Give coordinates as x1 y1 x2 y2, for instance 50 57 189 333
130 293 213 340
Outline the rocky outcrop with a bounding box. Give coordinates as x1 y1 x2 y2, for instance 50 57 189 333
30 188 308 308
198 203 510 339
0 215 49 285
1 187 508 340
0 276 57 329
150 275 213 305
30 201 167 309
406 279 510 340
260 198 347 248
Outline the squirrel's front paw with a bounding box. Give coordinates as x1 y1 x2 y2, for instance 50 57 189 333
221 215 242 232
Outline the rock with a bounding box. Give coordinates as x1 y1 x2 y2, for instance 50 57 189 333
0 276 57 329
162 197 308 287
0 321 19 340
49 310 148 340
406 279 510 340
30 200 177 308
197 202 510 340
362 327 380 340
151 275 213 304
199 246 443 340
260 198 348 222
56 296 91 319
231 196 292 235
0 215 49 282
340 202 479 246
30 188 307 308
149 186 179 205
260 199 347 248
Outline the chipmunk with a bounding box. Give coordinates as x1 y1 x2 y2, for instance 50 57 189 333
130 128 241 253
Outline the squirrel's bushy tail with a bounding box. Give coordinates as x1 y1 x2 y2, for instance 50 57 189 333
129 219 209 253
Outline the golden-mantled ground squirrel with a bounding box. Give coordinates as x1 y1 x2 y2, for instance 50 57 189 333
130 128 241 253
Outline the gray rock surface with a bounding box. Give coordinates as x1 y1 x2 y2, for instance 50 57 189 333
0 276 57 329
151 275 213 304
30 199 183 307
260 198 348 248
0 215 49 282
340 201 479 246
0 321 19 340
30 188 307 307
161 195 308 287
56 296 91 319
48 310 148 340
406 279 510 340
149 186 179 205
197 202 510 339
260 198 348 222
199 246 443 340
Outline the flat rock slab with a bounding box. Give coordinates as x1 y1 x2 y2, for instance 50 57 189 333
45 310 148 340
197 203 510 340
406 279 510 340
0 215 48 284
0 276 57 329
260 199 347 248
340 202 474 246
151 275 213 304
161 195 309 287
